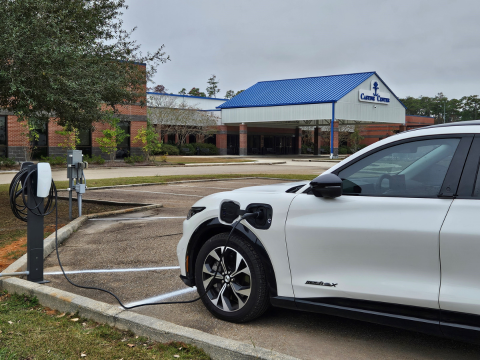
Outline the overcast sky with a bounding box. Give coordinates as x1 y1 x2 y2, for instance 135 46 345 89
122 0 480 100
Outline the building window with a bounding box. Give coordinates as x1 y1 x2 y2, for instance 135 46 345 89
31 122 48 160
77 129 92 157
116 121 130 159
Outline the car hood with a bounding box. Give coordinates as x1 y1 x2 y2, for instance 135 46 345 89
232 181 309 193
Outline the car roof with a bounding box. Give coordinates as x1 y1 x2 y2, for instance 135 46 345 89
407 120 480 132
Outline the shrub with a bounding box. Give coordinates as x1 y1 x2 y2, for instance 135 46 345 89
0 156 16 167
338 146 349 155
124 155 144 164
178 143 195 155
190 143 219 155
301 144 314 154
40 155 67 166
159 144 179 155
84 154 105 165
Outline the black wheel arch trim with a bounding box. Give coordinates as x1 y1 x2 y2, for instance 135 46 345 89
183 217 278 297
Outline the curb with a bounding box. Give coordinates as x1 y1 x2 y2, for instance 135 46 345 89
0 277 298 360
0 200 298 360
184 161 286 167
291 159 343 163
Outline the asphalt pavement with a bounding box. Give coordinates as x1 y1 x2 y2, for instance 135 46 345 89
42 178 480 360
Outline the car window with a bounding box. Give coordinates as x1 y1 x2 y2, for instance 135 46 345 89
471 162 480 198
338 138 460 197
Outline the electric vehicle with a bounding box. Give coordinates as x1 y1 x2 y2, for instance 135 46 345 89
177 120 480 343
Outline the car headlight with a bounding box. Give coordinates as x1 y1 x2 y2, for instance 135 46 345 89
187 207 206 220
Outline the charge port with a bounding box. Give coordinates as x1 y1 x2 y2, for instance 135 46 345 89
245 204 273 230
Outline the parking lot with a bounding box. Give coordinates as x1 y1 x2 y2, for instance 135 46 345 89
44 178 480 360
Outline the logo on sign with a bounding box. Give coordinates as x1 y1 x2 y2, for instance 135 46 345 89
359 80 390 104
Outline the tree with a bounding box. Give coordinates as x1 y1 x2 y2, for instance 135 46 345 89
55 129 80 150
0 0 169 131
462 95 480 120
95 113 130 162
134 119 162 162
206 74 220 98
148 95 218 146
224 90 235 99
150 85 167 93
178 88 187 95
188 88 206 97
19 121 39 161
349 124 365 153
235 90 245 96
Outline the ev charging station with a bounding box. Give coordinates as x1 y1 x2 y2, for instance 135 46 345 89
7 161 55 282
6 151 88 283
67 149 88 219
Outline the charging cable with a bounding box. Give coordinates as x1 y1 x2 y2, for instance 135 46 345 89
10 168 261 309
54 193 260 309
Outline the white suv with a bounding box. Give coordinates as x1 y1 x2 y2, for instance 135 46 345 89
177 121 480 343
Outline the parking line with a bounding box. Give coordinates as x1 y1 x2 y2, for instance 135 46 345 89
124 287 197 307
44 266 180 275
89 217 185 221
105 189 203 197
168 184 235 190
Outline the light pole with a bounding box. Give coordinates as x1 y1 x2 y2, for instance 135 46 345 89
444 101 446 124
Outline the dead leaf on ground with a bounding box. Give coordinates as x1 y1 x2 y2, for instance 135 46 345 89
71 318 79 322
127 344 135 348
174 355 180 358
81 352 87 357
56 312 66 318
7 321 13 325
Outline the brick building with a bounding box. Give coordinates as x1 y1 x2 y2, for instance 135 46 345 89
0 63 148 161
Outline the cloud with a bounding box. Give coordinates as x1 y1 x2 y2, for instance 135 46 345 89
124 0 480 99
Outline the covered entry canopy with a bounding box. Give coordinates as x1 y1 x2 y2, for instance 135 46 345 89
217 72 406 157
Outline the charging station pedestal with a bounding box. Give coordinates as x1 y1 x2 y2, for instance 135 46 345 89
67 150 87 219
26 164 49 284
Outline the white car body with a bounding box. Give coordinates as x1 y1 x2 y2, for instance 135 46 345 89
177 121 480 342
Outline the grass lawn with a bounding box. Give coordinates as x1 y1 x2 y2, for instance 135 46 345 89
152 156 254 164
0 292 210 359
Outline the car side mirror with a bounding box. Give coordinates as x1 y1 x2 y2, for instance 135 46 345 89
310 174 343 198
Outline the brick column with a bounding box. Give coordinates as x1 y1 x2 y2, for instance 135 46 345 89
295 127 302 155
239 124 247 156
216 125 227 155
175 133 179 144
333 120 339 158
314 126 322 156
399 125 406 132
164 133 168 144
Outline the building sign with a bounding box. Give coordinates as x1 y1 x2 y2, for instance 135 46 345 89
358 80 390 104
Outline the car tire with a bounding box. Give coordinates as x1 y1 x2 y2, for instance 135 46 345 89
195 232 270 323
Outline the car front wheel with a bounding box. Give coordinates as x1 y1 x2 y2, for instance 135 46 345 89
194 232 270 323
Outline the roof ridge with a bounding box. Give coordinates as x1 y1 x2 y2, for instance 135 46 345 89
256 71 376 84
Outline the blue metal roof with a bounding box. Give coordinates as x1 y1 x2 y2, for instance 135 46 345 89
217 71 404 109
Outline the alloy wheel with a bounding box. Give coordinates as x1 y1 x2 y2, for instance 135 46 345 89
201 246 252 312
